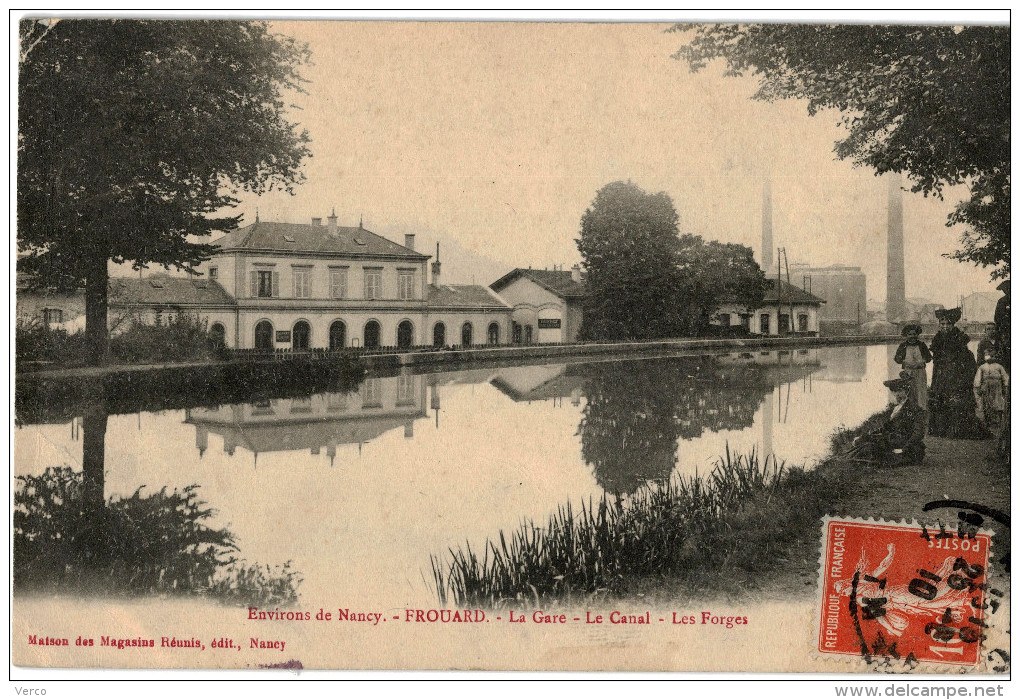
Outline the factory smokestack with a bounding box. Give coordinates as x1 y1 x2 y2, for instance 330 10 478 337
886 173 906 323
761 177 773 273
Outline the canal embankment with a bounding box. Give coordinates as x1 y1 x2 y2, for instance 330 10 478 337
15 333 907 420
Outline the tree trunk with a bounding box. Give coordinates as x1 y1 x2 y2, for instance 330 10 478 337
81 396 108 512
84 256 109 365
80 394 110 574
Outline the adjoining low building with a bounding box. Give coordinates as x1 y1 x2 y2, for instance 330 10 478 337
489 266 586 344
107 214 513 350
961 292 1000 324
16 273 86 333
713 280 825 336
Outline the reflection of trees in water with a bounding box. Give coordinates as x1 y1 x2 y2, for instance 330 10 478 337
579 358 775 496
14 399 300 606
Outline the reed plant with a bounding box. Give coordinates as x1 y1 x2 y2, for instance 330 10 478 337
431 447 792 608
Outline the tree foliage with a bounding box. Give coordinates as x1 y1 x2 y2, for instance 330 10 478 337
576 181 686 340
672 23 1010 279
576 181 765 341
18 19 312 362
676 235 766 334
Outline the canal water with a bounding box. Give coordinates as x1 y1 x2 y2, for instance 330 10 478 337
15 343 904 608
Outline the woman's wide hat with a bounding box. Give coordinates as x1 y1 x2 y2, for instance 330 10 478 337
934 307 962 324
883 371 913 392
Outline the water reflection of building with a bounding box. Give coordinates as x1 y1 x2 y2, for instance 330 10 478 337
489 365 585 406
804 345 867 383
184 373 427 464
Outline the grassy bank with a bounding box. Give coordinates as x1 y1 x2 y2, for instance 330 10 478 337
431 420 881 608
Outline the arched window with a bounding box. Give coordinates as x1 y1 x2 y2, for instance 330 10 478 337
364 320 381 349
254 320 274 351
329 320 346 350
487 322 500 345
209 322 226 348
397 320 414 349
461 322 473 348
433 322 446 348
292 320 311 350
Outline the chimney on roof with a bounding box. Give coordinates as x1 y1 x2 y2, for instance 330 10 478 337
431 242 441 288
404 233 416 251
327 208 338 237
311 217 322 227
571 264 581 283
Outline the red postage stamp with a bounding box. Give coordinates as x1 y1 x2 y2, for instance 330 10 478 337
817 517 993 668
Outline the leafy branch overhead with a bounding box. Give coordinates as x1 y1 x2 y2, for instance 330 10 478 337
672 23 1010 280
18 19 313 362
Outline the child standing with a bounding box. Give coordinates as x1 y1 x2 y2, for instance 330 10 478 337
894 323 931 409
974 350 1009 435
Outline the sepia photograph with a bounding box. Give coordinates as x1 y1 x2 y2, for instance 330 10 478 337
11 10 1011 686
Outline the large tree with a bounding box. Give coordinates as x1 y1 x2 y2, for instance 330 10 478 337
672 23 1010 280
675 235 766 335
576 181 688 340
18 19 312 363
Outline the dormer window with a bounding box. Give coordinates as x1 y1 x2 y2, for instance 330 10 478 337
354 238 366 246
283 235 295 243
209 267 218 280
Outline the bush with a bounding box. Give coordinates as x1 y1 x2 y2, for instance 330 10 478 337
109 315 223 364
14 465 301 606
16 316 228 369
15 318 91 369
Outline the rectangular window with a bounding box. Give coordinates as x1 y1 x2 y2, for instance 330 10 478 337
798 314 809 332
293 267 311 298
330 268 348 300
327 392 348 412
361 378 382 408
251 270 279 298
779 314 790 334
209 267 218 280
760 314 770 335
396 374 416 406
43 308 63 325
398 270 415 300
364 268 382 300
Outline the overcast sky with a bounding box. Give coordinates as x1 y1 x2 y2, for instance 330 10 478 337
226 19 1002 306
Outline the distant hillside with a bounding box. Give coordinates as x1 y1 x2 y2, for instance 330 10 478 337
411 236 513 287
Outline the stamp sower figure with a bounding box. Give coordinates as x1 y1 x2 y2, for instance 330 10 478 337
845 372 927 466
974 349 1009 436
928 308 989 439
894 322 931 408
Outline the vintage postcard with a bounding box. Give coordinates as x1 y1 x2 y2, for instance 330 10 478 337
12 14 1011 679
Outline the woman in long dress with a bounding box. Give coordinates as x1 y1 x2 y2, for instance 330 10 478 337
928 308 989 439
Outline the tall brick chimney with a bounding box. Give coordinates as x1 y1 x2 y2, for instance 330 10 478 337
571 264 581 283
404 233 416 251
886 173 906 323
